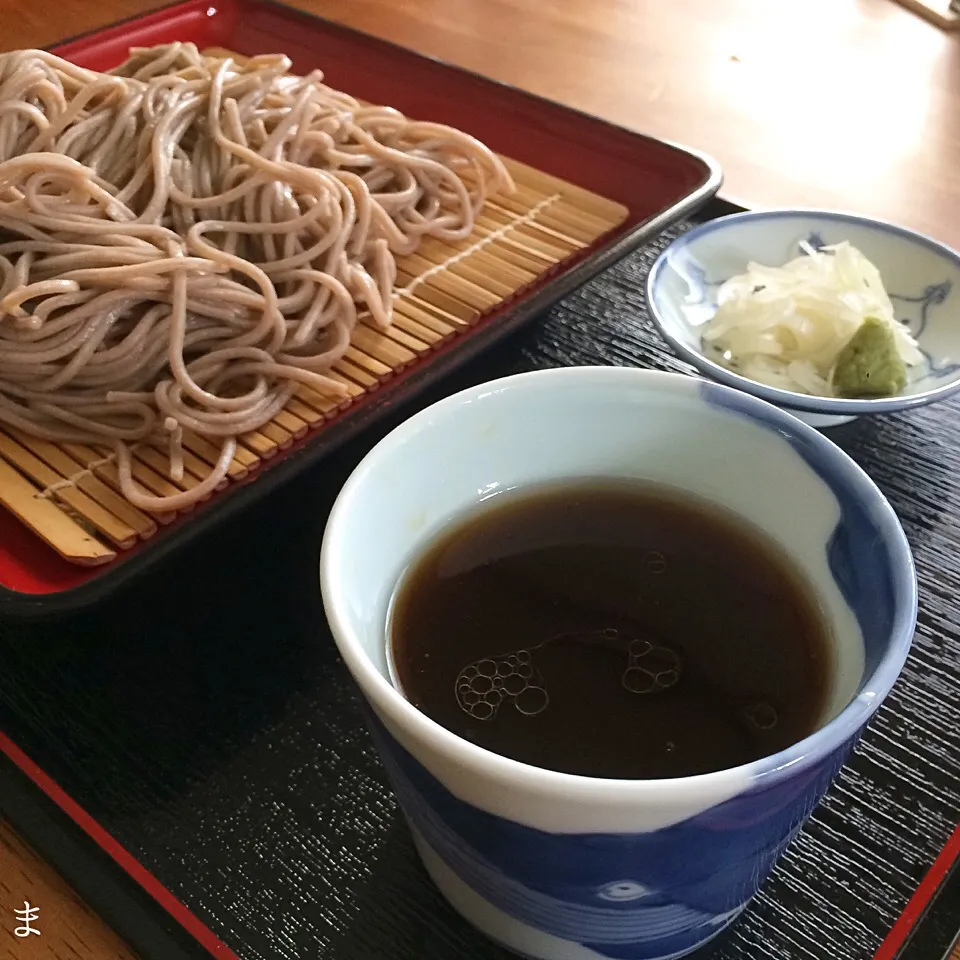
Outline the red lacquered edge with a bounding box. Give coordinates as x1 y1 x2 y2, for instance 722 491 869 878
51 0 243 63
873 822 960 960
0 0 722 610
0 731 239 959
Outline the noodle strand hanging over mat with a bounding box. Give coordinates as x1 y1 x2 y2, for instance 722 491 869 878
0 43 513 512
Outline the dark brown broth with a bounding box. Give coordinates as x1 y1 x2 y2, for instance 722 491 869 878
390 480 831 779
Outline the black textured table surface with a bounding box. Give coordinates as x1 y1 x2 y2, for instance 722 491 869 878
0 223 958 960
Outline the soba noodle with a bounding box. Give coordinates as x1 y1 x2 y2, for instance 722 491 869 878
0 43 513 512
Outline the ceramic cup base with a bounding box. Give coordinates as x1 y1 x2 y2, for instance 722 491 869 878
321 368 918 960
411 828 743 960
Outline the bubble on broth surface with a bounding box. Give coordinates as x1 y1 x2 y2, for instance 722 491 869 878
455 649 548 720
455 629 683 721
645 550 667 574
622 638 682 694
743 702 779 730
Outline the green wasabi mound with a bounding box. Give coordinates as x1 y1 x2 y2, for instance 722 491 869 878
832 316 907 399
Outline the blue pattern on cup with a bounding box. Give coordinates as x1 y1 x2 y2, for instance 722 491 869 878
324 366 918 960
697 381 911 678
367 711 854 960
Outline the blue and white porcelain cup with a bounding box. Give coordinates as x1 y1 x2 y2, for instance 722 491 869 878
320 367 917 960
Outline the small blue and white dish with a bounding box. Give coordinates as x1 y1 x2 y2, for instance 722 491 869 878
647 209 960 427
321 367 917 960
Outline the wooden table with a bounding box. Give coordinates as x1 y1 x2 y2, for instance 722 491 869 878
0 820 134 959
0 0 958 956
3 0 960 248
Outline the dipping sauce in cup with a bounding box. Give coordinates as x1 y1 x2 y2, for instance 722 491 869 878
387 478 833 781
321 367 917 960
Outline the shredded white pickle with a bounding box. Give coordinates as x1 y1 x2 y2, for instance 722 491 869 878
690 241 923 396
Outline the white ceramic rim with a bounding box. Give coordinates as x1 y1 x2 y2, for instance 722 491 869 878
320 367 918 801
646 208 960 415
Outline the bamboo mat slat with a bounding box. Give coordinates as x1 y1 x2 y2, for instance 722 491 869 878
0 79 628 567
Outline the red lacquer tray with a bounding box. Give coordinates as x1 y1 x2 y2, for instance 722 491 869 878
0 0 720 615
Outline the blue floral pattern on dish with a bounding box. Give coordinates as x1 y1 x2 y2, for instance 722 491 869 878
888 280 952 338
887 281 960 378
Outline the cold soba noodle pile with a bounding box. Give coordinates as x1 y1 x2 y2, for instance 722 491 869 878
0 43 512 511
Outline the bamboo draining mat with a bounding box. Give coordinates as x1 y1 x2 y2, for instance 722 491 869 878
0 66 628 567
